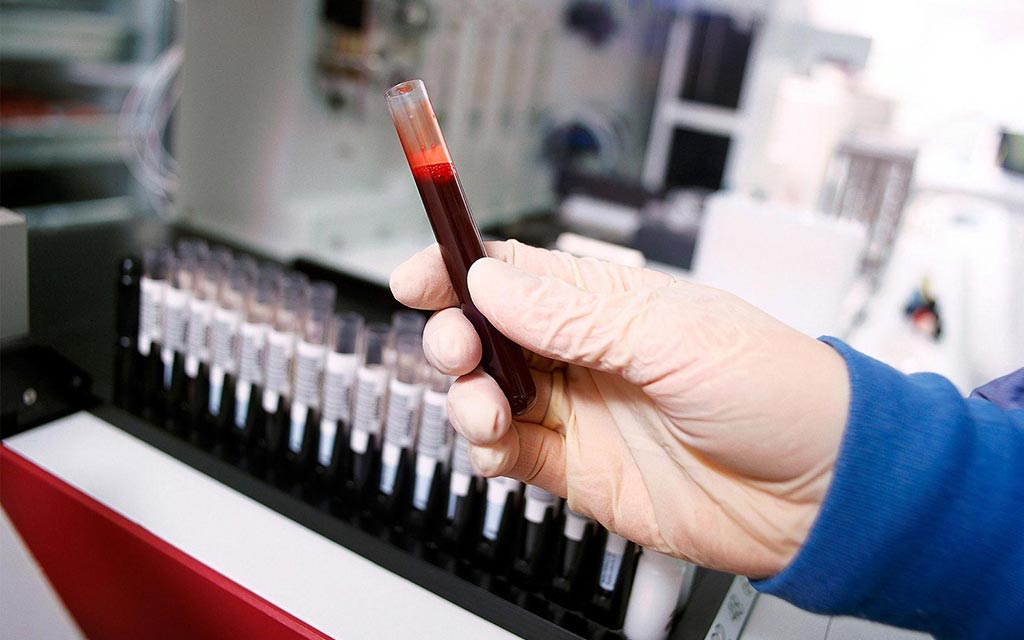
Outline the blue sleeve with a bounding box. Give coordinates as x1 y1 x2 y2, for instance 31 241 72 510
753 337 1024 638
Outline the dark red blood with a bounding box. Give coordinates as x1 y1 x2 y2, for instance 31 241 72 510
412 162 536 416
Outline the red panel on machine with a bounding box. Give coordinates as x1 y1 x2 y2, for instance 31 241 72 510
0 446 330 640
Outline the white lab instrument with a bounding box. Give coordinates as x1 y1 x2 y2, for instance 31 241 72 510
693 192 867 337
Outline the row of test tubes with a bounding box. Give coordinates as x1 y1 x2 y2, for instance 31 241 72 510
125 239 658 633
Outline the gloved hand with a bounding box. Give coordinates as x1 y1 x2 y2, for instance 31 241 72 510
391 240 850 578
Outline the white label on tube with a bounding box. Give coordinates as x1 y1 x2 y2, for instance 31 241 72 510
211 307 240 374
417 389 450 459
599 533 628 592
322 352 357 423
138 277 162 356
318 418 337 467
482 503 503 541
524 485 556 524
412 454 439 511
381 440 403 467
163 286 189 353
442 412 453 452
185 355 200 379
564 508 592 542
209 365 225 416
349 424 370 455
451 434 473 477
235 379 252 429
263 389 280 414
352 367 387 438
186 298 213 372
289 402 308 453
447 470 472 521
161 347 174 390
379 440 403 495
237 321 267 386
483 477 520 541
488 476 521 499
450 469 471 498
264 329 294 397
384 379 422 449
293 340 326 409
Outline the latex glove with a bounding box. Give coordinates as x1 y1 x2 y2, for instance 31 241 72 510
391 240 849 578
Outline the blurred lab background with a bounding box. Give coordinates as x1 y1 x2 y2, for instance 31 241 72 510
2 0 1022 391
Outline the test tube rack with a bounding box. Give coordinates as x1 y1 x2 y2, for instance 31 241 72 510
111 246 737 640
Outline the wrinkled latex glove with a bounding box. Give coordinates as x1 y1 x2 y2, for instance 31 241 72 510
391 240 850 578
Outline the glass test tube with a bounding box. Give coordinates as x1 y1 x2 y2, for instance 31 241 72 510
349 322 391 486
412 367 454 511
483 476 522 542
390 309 426 339
138 246 171 357
208 255 253 416
185 252 223 379
558 506 595 582
212 246 233 273
319 311 365 467
262 272 310 414
173 237 196 261
446 432 478 523
159 248 187 389
597 531 629 596
234 263 282 429
190 238 211 264
173 239 199 295
116 256 141 348
166 241 200 379
520 484 557 550
379 333 425 495
622 550 697 640
385 79 536 416
288 281 337 454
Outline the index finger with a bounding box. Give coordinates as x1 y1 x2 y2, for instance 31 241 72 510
390 239 673 310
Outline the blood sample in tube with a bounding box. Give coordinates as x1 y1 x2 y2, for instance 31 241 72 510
262 272 310 457
380 333 425 496
139 246 169 359
385 79 536 416
550 506 599 609
184 252 222 431
513 485 558 586
208 256 253 423
349 322 391 491
160 248 185 392
588 530 639 628
482 476 522 542
319 311 364 469
161 242 199 419
445 432 479 539
185 252 220 381
288 281 336 465
412 368 454 511
143 247 175 416
234 263 281 438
